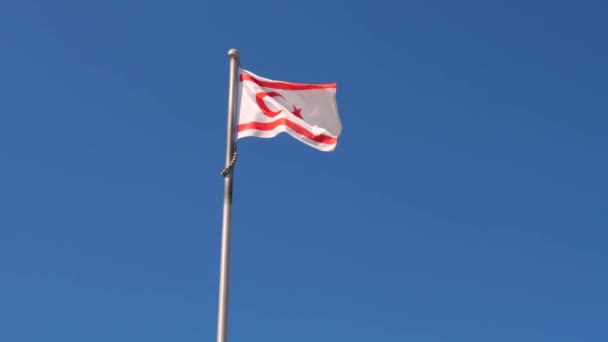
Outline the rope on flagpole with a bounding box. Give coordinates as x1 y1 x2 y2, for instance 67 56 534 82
220 146 238 177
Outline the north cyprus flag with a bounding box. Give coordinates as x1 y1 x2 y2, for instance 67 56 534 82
236 68 342 152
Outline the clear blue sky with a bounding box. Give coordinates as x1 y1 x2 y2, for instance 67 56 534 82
1 0 607 341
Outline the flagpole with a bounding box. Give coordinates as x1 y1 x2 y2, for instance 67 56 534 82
216 48 240 342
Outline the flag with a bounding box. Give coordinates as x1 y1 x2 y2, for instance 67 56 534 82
236 68 342 152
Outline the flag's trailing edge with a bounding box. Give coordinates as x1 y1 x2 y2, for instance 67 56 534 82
236 68 342 152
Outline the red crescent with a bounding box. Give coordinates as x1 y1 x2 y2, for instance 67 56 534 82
256 91 284 118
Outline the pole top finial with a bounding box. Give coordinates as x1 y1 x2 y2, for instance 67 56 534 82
228 49 240 60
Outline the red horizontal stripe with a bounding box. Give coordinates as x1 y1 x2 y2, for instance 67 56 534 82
238 118 337 145
241 74 337 90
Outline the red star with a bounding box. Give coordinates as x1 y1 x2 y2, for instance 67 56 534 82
291 105 303 119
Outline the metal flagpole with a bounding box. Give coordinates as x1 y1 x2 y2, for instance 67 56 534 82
216 48 240 342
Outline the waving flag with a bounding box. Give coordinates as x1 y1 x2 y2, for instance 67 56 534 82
236 68 342 152
216 50 344 342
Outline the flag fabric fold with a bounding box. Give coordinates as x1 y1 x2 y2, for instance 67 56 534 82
236 68 342 152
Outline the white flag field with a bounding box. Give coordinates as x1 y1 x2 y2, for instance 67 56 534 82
236 68 342 152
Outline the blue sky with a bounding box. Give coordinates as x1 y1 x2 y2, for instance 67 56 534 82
1 0 607 341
